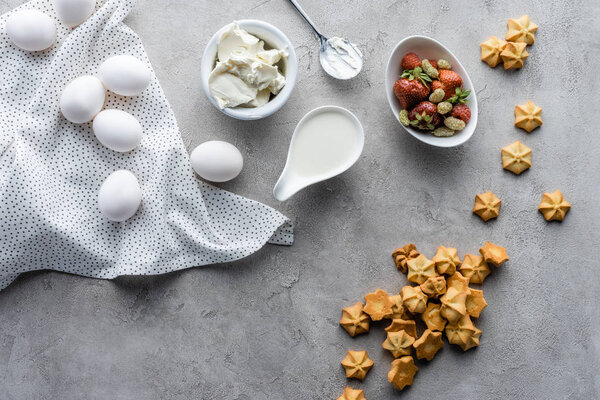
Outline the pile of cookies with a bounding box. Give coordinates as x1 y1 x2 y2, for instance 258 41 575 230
336 242 508 398
480 15 538 69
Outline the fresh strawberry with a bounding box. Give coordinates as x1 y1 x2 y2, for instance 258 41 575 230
435 70 463 100
451 104 471 124
427 59 438 69
401 52 421 71
393 67 431 110
408 101 441 131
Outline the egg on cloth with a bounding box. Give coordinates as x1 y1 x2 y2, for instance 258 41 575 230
5 9 56 51
98 55 151 96
98 170 142 222
53 0 96 28
190 141 243 182
60 75 106 123
93 109 142 152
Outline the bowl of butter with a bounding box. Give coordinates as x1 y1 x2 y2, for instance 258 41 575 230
201 20 298 120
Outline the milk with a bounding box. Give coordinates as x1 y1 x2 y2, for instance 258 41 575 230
273 106 364 201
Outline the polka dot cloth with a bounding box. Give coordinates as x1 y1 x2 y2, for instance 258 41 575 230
0 0 293 290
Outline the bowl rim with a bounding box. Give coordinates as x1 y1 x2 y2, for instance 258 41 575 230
201 19 298 121
385 35 477 148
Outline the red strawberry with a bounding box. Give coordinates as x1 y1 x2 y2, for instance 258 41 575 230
437 70 463 100
393 67 431 110
401 52 421 71
408 101 441 131
427 59 438 69
451 104 471 124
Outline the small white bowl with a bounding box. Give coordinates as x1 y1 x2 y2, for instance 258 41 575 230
385 35 478 147
201 20 298 120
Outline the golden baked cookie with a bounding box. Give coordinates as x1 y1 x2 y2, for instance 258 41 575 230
460 254 491 284
506 15 538 45
401 285 428 314
500 41 529 69
538 190 571 222
420 275 447 298
388 294 409 320
337 387 366 400
363 289 394 321
473 191 501 222
406 254 437 285
392 243 419 274
422 302 447 332
502 140 532 175
382 330 415 358
445 315 482 351
514 101 542 132
440 287 468 324
466 288 488 318
341 350 374 381
385 318 417 338
432 246 461 275
413 329 444 361
446 271 470 293
480 36 507 68
387 356 418 391
340 302 371 337
479 241 509 267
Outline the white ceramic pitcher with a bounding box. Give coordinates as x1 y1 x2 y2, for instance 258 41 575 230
273 105 364 201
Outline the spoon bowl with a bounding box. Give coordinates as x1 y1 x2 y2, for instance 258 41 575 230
385 35 478 147
319 37 363 80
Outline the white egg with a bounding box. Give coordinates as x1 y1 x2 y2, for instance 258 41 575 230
93 109 142 152
53 0 95 28
98 170 142 222
5 9 56 51
190 141 243 182
60 75 106 123
98 55 151 96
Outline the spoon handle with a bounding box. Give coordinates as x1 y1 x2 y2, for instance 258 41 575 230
287 0 325 40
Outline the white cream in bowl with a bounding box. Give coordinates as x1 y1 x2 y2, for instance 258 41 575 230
201 20 298 120
209 22 287 109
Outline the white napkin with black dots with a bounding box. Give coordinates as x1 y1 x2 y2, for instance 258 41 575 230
0 0 293 290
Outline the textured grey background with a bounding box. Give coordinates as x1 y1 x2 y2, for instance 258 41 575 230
0 0 599 399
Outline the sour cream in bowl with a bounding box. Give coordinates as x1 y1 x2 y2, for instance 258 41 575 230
201 20 297 120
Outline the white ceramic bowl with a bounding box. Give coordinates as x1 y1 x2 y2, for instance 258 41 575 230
385 35 477 147
201 20 297 120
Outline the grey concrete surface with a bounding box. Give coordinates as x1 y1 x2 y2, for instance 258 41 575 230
1 0 599 399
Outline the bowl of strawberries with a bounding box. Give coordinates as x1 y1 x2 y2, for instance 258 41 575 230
385 35 477 147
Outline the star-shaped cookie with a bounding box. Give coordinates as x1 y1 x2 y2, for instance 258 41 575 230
479 241 509 267
473 191 501 222
514 101 542 132
538 190 571 221
413 329 444 361
480 36 507 67
341 350 374 381
340 302 370 337
406 254 437 285
460 254 491 284
502 140 532 175
506 15 538 45
500 41 529 69
387 356 418 391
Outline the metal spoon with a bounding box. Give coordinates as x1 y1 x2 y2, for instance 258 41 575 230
287 0 363 80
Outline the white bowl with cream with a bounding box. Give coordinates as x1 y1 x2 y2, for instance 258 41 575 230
201 20 297 120
273 106 364 201
385 35 478 148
